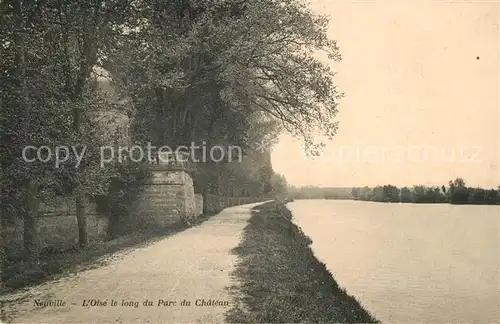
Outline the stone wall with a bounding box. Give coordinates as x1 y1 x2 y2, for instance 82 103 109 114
3 167 270 252
4 198 109 250
131 167 269 226
132 166 203 229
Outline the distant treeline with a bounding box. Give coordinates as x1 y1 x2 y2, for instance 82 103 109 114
352 178 500 205
288 178 500 205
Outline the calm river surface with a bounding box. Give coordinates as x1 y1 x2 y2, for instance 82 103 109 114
287 200 499 323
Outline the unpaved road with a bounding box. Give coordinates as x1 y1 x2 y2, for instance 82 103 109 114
1 203 260 324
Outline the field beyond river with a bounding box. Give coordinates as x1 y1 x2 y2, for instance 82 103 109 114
288 199 500 323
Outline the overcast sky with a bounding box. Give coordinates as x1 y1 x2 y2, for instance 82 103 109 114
271 0 499 188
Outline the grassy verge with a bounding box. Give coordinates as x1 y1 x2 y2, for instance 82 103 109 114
226 201 378 323
1 213 216 294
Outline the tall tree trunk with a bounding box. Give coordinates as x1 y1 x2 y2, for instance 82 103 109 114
57 0 89 249
0 199 5 288
23 180 39 260
73 103 87 248
14 0 39 260
67 1 101 248
75 189 87 247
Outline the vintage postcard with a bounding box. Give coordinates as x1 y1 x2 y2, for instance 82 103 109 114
0 0 498 323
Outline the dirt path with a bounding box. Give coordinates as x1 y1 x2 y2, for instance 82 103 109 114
0 203 261 324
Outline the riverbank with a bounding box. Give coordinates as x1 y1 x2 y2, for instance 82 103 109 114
226 201 378 323
1 213 216 294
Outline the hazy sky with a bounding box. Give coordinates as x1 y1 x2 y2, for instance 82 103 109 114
271 0 499 188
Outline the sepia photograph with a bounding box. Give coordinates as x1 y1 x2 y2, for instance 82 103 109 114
0 0 498 323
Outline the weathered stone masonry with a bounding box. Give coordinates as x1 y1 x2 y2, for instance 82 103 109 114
3 166 204 249
3 164 266 250
132 166 203 229
4 199 108 250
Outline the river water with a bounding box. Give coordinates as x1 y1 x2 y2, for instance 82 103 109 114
287 200 499 323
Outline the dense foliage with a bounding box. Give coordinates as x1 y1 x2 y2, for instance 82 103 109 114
350 178 500 205
289 178 500 205
1 0 340 262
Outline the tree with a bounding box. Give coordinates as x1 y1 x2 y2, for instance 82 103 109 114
47 0 135 247
412 185 426 203
351 187 360 200
448 178 469 204
400 187 412 203
382 185 400 203
1 0 136 253
218 0 342 154
359 187 372 201
270 173 289 201
107 0 342 201
452 178 466 188
371 186 384 202
3 0 339 264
